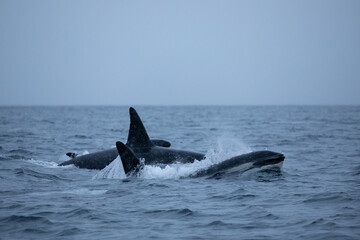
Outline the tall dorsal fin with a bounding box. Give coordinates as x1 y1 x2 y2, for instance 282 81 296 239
116 141 141 175
126 107 153 149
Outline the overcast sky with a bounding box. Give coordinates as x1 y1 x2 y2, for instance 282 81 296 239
0 0 359 106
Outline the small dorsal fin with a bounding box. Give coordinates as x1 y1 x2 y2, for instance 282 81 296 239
116 141 141 175
126 107 153 149
66 152 78 159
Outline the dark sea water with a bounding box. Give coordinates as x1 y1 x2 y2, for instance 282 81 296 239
0 106 359 240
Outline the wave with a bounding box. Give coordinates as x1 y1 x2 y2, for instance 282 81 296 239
30 188 107 196
62 188 108 195
14 168 68 181
145 208 195 217
0 215 54 226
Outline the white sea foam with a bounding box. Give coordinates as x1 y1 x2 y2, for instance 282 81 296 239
94 137 251 180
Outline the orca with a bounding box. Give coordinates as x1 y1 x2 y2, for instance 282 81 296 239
59 139 171 170
59 107 285 177
191 150 284 177
58 107 203 169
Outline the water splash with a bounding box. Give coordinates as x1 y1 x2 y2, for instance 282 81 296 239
93 156 126 179
205 136 252 163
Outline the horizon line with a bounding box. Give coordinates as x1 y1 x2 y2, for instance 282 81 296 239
0 103 359 107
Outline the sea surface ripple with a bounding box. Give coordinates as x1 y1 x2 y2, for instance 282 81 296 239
0 106 359 239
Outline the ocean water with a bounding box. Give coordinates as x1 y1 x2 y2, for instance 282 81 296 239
0 106 359 240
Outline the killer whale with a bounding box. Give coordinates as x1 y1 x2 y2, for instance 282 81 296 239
59 107 285 176
59 108 203 169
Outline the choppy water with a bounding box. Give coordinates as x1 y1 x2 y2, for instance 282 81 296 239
0 106 359 239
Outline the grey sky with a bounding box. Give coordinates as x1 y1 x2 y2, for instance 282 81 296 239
0 0 359 105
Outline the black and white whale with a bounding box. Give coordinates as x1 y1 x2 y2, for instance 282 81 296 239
59 107 285 177
58 111 171 170
59 108 202 169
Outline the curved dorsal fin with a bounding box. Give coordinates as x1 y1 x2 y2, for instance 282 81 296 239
116 141 141 175
126 107 153 149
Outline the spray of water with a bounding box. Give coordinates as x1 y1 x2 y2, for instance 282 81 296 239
93 156 126 179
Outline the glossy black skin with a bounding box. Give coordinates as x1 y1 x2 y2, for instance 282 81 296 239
58 139 172 170
59 148 119 170
192 150 285 177
58 145 205 170
132 146 205 165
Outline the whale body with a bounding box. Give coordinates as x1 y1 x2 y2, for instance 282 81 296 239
59 107 285 177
